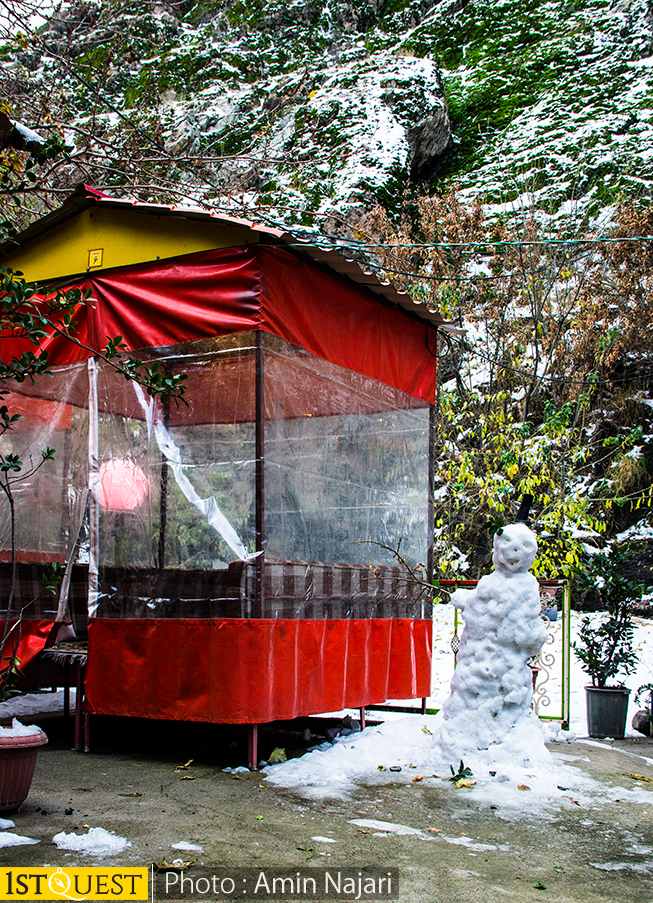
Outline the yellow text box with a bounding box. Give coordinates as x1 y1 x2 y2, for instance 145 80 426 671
0 868 149 901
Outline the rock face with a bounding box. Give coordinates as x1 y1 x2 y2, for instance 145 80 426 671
408 106 452 180
3 0 651 228
433 523 549 769
0 0 451 223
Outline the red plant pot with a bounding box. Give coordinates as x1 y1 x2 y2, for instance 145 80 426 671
0 729 48 813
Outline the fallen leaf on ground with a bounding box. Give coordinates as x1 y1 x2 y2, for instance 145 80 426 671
180 775 196 781
630 772 653 783
255 815 263 820
533 882 547 890
421 726 433 735
174 759 193 773
517 784 530 791
412 776 423 782
267 747 287 764
377 766 387 772
297 846 314 852
426 828 442 833
454 778 476 788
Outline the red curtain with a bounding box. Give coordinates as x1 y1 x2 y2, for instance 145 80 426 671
85 618 432 724
1 620 55 675
1 247 437 403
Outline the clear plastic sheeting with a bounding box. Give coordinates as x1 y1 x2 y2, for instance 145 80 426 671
92 332 431 621
263 334 430 570
132 382 250 561
0 364 90 565
0 332 432 625
93 335 256 618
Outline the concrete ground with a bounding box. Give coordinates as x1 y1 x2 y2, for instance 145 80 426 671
2 711 653 903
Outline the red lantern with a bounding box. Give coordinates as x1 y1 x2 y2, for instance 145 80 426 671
98 459 150 512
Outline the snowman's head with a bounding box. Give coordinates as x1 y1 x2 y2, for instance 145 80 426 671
493 523 538 575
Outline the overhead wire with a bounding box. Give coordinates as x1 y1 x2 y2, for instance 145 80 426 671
289 235 653 250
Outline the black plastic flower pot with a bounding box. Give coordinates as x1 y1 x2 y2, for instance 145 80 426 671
585 686 631 739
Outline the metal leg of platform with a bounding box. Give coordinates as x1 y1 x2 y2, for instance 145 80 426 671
248 723 258 770
73 663 90 752
63 661 71 719
359 707 366 731
74 665 83 751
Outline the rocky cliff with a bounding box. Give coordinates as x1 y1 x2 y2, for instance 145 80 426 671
2 0 651 229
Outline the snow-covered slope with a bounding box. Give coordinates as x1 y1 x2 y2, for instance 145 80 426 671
2 0 651 225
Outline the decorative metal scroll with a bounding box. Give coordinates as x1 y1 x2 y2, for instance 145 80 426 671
530 585 566 720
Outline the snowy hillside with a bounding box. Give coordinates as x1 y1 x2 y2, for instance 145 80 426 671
1 0 651 226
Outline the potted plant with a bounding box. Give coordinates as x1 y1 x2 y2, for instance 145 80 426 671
632 683 653 736
0 721 48 813
573 547 643 739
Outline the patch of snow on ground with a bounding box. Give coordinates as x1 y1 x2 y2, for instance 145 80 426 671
266 709 651 815
0 832 39 848
52 828 131 856
0 690 76 720
349 819 429 838
171 841 203 851
267 607 652 810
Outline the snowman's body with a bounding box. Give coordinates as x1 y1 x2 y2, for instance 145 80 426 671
433 523 548 764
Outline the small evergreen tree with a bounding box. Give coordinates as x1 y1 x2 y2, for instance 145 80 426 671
573 547 643 688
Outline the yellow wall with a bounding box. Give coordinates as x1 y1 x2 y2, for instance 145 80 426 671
3 207 258 282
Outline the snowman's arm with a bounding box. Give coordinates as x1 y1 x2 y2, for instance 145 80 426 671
450 587 474 610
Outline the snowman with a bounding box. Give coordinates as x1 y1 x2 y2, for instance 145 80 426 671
433 522 549 767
